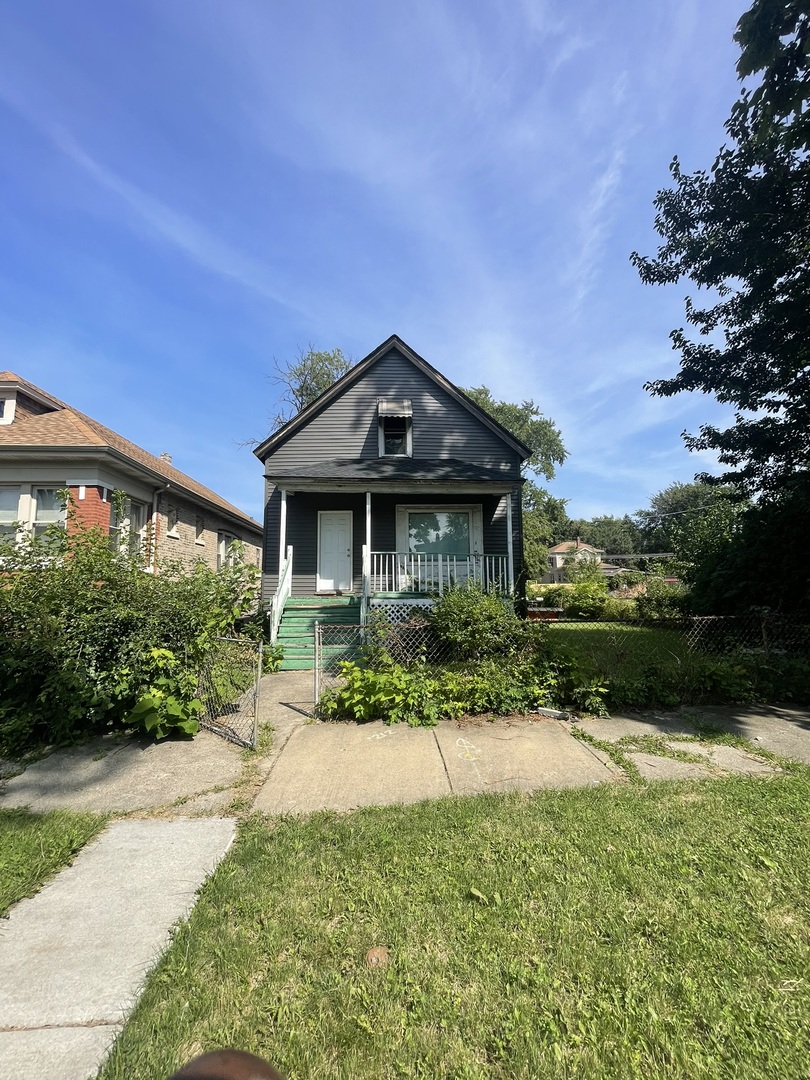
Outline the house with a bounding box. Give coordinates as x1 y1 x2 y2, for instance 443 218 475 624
541 540 605 584
254 335 531 659
0 372 262 570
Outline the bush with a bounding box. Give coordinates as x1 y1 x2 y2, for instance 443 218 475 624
600 596 638 622
635 577 690 620
0 500 260 755
319 656 560 726
428 586 525 659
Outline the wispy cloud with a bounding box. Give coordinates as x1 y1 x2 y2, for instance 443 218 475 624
0 83 302 314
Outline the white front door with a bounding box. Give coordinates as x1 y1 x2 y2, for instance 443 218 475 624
317 511 353 592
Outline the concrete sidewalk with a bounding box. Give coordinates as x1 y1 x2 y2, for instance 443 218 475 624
0 817 236 1080
253 715 622 814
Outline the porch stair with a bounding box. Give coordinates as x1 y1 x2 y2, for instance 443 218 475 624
276 596 362 671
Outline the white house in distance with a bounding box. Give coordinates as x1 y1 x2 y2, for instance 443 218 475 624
541 540 605 584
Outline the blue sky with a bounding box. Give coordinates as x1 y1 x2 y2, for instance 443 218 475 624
1 0 748 522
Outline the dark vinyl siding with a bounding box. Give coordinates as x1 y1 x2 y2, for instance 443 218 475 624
285 493 366 595
261 483 281 603
264 348 522 474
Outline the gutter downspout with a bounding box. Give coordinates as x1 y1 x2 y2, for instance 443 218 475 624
151 483 170 573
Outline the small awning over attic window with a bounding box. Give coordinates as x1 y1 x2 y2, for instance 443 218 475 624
377 398 413 417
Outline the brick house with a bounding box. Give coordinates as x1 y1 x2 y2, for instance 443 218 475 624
0 372 262 570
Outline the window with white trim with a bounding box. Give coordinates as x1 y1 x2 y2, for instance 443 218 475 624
0 486 21 539
396 504 483 555
195 515 205 545
0 485 67 541
377 398 413 457
110 497 149 556
217 531 238 569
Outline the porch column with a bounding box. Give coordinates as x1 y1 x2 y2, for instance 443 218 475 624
506 490 514 593
279 488 287 576
364 491 372 596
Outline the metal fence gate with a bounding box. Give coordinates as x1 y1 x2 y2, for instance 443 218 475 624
314 622 365 700
197 636 263 748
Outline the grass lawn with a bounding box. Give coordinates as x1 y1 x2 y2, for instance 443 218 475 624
546 622 693 678
0 807 106 916
100 775 810 1080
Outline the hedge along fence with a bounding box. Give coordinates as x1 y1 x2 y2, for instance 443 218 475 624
0 494 262 756
318 588 810 726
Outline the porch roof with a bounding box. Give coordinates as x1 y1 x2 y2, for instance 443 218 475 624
266 457 521 492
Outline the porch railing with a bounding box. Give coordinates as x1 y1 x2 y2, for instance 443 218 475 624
368 551 509 596
270 545 293 643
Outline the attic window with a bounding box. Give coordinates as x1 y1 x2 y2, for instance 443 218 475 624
377 398 412 457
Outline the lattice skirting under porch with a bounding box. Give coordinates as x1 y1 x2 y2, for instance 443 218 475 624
369 598 434 624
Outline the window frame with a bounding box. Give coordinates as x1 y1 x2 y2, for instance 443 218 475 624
0 484 67 540
217 530 239 569
395 503 484 555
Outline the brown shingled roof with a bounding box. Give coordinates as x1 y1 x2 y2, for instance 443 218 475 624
0 373 260 532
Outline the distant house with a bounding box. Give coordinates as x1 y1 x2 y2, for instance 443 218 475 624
254 335 531 662
541 540 606 584
0 372 262 570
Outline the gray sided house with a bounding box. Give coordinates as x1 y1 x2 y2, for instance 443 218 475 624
254 336 530 664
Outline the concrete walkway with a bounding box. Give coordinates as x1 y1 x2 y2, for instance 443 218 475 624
253 714 620 814
0 672 807 1080
0 817 236 1080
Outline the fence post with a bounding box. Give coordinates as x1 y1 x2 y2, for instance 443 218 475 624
252 640 263 749
313 620 320 703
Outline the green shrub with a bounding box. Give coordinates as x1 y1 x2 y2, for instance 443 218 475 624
635 577 690 620
529 583 572 608
428 586 524 659
600 596 638 622
0 499 259 755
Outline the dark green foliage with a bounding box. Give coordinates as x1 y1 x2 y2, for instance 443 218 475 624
461 387 566 481
634 577 690 621
566 514 642 555
522 481 571 580
319 653 593 726
427 586 526 660
632 2 810 496
0 505 260 755
269 346 352 431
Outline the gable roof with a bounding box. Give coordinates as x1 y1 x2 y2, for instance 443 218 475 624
253 334 534 462
0 372 261 533
548 541 605 555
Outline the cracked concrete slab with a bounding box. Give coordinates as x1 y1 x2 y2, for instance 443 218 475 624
0 730 243 813
253 721 450 814
629 753 713 781
434 719 615 794
665 740 777 775
0 817 236 1080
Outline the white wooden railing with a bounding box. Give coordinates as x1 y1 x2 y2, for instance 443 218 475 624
367 551 510 596
270 545 293 643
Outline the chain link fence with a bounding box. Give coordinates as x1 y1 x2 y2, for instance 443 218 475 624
313 618 456 698
684 613 810 656
314 612 809 703
196 636 263 748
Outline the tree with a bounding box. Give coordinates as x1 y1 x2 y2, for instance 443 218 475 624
631 0 810 495
269 346 352 431
461 386 567 480
635 481 745 553
460 387 568 583
521 481 570 579
565 514 641 556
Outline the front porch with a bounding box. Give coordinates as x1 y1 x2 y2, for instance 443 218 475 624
270 545 512 649
366 550 510 596
264 484 521 659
